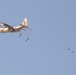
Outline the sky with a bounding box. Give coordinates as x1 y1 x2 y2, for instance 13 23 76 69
0 0 76 75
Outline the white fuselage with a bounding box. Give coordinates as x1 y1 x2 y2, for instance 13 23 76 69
0 25 24 33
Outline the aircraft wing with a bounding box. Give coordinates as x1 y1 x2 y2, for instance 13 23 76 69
0 21 14 31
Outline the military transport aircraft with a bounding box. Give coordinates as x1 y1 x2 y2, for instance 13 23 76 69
0 18 31 37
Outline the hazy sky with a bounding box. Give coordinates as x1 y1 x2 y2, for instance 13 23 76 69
0 0 76 75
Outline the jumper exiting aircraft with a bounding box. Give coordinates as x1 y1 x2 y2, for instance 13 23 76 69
0 18 31 37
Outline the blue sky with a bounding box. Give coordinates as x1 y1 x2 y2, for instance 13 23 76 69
0 0 76 75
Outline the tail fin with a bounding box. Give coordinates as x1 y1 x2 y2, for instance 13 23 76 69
22 18 28 27
21 18 32 30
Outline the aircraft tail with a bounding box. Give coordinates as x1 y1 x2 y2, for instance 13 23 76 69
22 18 28 27
21 18 31 30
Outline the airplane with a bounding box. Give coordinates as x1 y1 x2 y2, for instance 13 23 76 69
0 18 31 37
